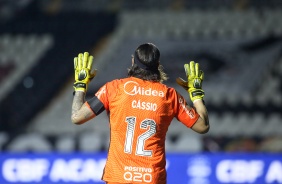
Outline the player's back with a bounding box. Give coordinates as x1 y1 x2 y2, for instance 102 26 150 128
100 77 180 183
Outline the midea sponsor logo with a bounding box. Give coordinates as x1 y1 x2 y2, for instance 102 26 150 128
123 81 164 97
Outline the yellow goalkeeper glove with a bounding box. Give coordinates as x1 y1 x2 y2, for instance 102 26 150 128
176 61 205 102
73 52 97 92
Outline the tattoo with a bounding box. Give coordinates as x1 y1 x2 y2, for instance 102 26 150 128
72 91 85 117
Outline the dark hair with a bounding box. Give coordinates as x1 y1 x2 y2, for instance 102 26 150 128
128 43 168 83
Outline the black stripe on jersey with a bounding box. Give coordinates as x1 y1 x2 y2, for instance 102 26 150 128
87 96 105 115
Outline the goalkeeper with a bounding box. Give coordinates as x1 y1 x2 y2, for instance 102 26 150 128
71 43 209 184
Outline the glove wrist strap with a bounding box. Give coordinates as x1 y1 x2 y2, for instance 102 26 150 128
74 82 87 89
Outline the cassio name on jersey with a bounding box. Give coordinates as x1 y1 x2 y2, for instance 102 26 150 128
132 100 157 111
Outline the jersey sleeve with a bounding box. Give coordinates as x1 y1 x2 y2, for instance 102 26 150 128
95 84 109 111
173 90 200 128
85 96 105 115
94 80 119 112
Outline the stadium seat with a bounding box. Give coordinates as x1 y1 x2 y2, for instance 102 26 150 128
78 131 104 152
6 133 52 152
55 135 76 152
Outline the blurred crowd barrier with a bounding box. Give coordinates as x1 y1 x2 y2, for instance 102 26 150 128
0 152 282 184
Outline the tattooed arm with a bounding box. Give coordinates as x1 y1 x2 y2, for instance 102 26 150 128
191 100 209 134
71 91 95 125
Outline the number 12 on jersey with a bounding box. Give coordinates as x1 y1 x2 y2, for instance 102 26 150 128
124 117 157 157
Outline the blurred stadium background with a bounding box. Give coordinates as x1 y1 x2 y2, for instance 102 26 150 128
0 0 282 183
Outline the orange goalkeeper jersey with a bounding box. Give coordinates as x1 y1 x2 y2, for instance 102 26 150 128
94 77 199 184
